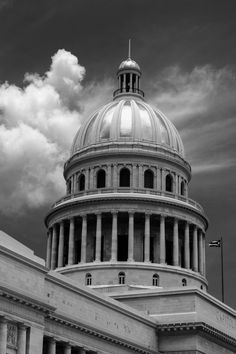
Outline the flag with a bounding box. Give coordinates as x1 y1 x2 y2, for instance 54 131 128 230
209 240 221 247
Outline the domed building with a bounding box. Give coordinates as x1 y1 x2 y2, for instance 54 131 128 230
45 51 208 294
0 51 235 354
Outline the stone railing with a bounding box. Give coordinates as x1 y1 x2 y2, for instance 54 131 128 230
52 188 204 213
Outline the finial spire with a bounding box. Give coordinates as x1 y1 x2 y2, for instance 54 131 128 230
128 39 131 59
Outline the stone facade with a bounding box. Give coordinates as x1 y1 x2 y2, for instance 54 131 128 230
0 53 235 354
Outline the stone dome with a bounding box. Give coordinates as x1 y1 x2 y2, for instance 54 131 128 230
71 98 185 157
119 58 140 71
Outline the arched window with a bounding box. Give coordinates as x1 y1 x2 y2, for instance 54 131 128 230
166 174 173 192
152 273 159 286
85 273 92 286
97 169 106 188
78 174 85 191
180 181 185 196
119 167 130 187
67 179 72 194
118 272 125 285
144 169 154 188
182 278 187 286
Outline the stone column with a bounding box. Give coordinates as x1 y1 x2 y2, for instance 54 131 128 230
203 232 206 276
46 229 52 268
144 213 150 262
160 215 166 264
175 174 178 194
128 212 134 261
58 221 65 268
64 344 71 354
0 317 7 354
113 164 118 188
199 230 204 274
193 225 198 272
81 215 87 263
132 165 137 189
90 168 94 189
85 169 89 190
17 324 27 354
95 213 102 262
130 73 133 92
138 165 143 189
73 175 76 193
123 73 126 91
48 338 56 354
173 218 179 266
184 221 190 269
51 224 58 270
111 212 118 261
107 165 112 188
68 217 75 265
161 168 165 191
79 349 86 354
119 75 122 90
135 75 138 90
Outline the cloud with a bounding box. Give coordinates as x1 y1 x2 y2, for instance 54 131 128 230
0 49 111 215
148 65 236 171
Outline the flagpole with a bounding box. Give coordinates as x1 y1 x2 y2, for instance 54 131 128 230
221 237 224 303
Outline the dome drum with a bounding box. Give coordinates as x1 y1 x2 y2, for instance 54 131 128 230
46 207 207 291
59 263 208 291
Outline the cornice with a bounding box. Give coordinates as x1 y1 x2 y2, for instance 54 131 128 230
45 192 208 228
64 142 191 178
58 262 208 287
157 321 236 348
0 245 46 273
0 283 55 314
46 312 157 354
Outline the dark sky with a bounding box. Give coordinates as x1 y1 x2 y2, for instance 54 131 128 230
0 0 236 308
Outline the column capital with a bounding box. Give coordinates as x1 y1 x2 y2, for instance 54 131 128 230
65 343 72 349
145 211 151 216
95 211 102 216
111 210 118 215
0 315 7 324
128 211 135 216
17 323 27 330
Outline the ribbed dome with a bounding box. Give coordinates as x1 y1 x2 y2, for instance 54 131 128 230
71 98 185 157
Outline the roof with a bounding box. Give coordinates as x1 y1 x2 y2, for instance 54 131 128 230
0 230 45 265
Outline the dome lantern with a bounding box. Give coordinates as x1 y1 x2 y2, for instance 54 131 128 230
113 39 144 99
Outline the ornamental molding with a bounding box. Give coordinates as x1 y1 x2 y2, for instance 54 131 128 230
58 261 207 285
0 283 55 315
156 321 236 348
45 193 208 229
46 313 156 354
65 142 191 173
